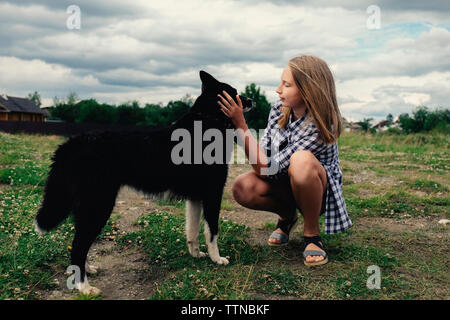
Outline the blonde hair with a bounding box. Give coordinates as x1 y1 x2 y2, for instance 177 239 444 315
278 55 342 145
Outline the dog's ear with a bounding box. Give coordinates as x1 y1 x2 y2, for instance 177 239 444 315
200 70 219 92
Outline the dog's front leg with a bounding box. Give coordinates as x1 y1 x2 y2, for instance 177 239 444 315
204 221 229 265
185 200 206 258
202 193 229 265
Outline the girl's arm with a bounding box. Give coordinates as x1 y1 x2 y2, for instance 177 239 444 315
217 91 270 177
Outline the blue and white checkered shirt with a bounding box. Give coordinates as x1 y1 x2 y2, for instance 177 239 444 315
259 100 352 234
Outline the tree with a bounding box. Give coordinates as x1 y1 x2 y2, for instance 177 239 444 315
28 91 41 107
67 92 79 105
357 117 373 132
398 106 449 133
142 103 166 126
50 97 80 122
77 99 118 124
386 113 393 123
241 83 271 129
116 100 145 125
166 100 191 124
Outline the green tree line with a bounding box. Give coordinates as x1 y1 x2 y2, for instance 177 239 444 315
45 84 272 129
356 107 449 134
398 106 449 134
33 87 448 133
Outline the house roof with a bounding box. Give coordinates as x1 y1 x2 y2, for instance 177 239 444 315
372 120 392 128
0 95 46 115
349 123 362 129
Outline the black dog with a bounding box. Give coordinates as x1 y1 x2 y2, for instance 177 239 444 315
35 71 253 295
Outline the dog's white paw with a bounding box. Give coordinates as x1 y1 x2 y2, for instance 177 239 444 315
190 249 207 258
188 242 206 258
212 256 229 265
76 277 102 296
80 285 102 296
85 264 98 274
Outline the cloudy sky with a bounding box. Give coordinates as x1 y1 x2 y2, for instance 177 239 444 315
0 0 449 122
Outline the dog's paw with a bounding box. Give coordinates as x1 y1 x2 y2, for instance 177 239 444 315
76 279 102 296
188 242 206 258
85 264 98 274
212 256 229 265
80 285 102 296
190 250 207 258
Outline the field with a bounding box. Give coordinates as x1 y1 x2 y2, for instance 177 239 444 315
0 131 448 300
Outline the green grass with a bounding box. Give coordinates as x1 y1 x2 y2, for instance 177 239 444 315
0 186 74 299
119 211 266 271
0 131 449 300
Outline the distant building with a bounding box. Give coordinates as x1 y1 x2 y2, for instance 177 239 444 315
371 120 392 132
343 118 363 132
0 94 46 122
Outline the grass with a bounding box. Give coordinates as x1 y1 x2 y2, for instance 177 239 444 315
0 130 449 300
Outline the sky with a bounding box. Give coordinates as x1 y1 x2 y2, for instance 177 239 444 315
0 0 449 122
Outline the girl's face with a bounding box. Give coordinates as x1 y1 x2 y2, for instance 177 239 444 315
276 66 304 109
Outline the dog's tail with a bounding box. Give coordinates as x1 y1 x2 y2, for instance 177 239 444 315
35 152 74 234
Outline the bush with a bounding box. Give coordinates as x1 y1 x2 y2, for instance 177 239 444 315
399 106 449 133
385 127 403 135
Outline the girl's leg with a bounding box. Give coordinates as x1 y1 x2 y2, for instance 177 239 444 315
232 150 327 262
232 171 298 246
232 171 297 219
288 150 327 263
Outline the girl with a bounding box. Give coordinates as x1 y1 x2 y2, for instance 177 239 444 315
217 55 352 266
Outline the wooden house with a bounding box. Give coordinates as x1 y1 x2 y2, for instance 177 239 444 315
0 94 46 122
371 120 392 132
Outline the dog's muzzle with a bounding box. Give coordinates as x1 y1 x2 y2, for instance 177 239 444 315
241 96 254 112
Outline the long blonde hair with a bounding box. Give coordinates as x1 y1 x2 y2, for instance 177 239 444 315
278 55 342 145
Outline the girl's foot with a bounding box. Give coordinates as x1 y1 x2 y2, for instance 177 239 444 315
267 215 299 246
303 235 328 266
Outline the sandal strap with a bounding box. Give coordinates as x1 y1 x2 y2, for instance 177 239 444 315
303 250 327 259
303 235 325 250
269 232 288 242
276 216 298 235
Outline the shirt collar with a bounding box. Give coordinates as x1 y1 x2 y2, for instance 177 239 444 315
288 108 308 129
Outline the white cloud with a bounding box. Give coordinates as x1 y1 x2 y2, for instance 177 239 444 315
0 0 448 120
400 93 431 106
0 56 100 105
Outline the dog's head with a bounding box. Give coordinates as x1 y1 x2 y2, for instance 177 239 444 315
191 70 254 129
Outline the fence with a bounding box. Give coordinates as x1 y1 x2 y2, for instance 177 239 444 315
0 120 163 137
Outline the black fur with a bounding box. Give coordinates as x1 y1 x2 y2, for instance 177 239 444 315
35 70 253 282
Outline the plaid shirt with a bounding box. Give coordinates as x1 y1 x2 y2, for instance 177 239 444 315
259 100 352 234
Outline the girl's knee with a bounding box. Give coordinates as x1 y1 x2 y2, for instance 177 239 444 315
232 172 268 206
288 150 323 186
232 175 254 205
289 150 316 167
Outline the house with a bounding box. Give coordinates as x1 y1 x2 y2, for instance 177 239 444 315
347 123 362 132
371 120 392 132
0 94 46 122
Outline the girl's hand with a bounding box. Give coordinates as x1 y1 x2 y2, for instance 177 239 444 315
217 91 247 130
